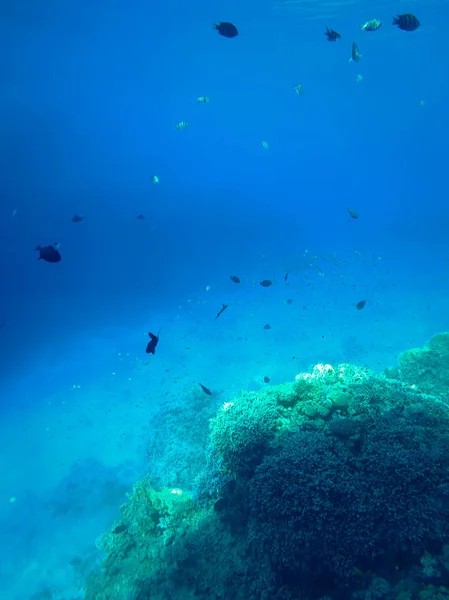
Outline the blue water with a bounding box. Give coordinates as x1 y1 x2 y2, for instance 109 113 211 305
0 0 448 597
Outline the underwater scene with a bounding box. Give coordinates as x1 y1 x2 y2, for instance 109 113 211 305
1 0 449 598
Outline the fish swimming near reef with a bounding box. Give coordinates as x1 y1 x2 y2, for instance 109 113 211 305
350 41 361 62
35 244 61 263
146 331 159 354
360 19 382 31
199 383 212 396
393 14 420 31
324 26 341 41
214 22 239 38
215 303 228 319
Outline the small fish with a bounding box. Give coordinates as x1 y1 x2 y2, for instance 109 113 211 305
150 175 159 184
136 214 145 220
71 214 84 222
113 524 128 534
393 14 420 32
230 275 240 283
197 96 210 104
347 207 359 219
260 279 273 287
11 209 17 219
294 84 303 96
215 303 228 319
283 271 289 281
262 141 269 150
213 21 239 38
35 244 61 263
0 322 5 329
324 27 341 42
176 121 189 131
146 331 159 354
263 324 272 330
360 19 382 31
199 383 212 396
350 41 361 63
286 299 293 305
356 300 366 311
263 375 270 383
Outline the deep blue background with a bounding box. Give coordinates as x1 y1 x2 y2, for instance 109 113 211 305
1 0 448 383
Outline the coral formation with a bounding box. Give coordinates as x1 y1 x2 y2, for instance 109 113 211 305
83 336 449 600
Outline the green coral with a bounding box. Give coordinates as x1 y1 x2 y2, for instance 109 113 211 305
385 332 449 395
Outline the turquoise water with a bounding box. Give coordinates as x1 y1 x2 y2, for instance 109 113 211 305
1 0 448 598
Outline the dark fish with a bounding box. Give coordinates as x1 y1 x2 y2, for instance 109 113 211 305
230 275 240 283
356 300 366 311
286 298 293 304
199 383 212 396
283 271 289 281
0 322 5 329
263 324 271 330
113 524 128 534
35 244 61 263
324 27 341 41
146 331 159 354
136 214 145 220
263 375 270 383
260 279 273 287
348 207 359 219
393 14 420 31
214 21 238 38
215 303 228 319
350 41 361 62
71 214 84 223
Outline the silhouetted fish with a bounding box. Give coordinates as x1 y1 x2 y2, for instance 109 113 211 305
348 207 359 219
215 303 228 319
146 332 159 354
71 214 84 223
260 280 273 287
356 300 366 311
35 244 61 263
230 275 240 283
214 22 238 38
324 27 341 41
113 524 128 534
199 383 212 396
393 14 420 31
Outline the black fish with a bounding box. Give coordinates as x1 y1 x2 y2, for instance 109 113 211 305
356 300 366 311
215 303 228 319
324 27 341 41
393 14 420 31
263 376 270 383
136 214 145 220
71 214 84 223
35 244 61 263
283 271 289 281
348 207 359 219
230 275 240 283
260 279 273 287
113 524 128 534
146 331 159 354
214 21 238 38
286 299 293 305
199 383 212 396
263 324 271 330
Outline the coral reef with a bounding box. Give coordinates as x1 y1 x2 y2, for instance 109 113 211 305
83 336 449 600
